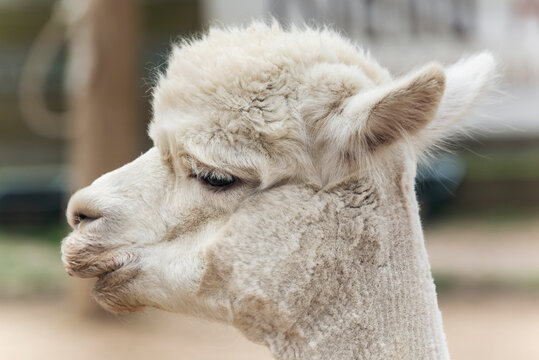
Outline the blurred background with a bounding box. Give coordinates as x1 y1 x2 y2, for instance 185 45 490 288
0 0 538 359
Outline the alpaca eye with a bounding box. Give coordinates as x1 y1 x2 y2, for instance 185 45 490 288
199 172 236 187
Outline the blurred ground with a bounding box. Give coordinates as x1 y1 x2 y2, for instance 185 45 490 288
426 212 539 291
441 294 539 360
426 214 539 360
1 293 538 360
0 299 274 360
1 213 538 360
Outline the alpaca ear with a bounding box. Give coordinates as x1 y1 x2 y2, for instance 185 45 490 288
326 63 446 153
419 52 497 148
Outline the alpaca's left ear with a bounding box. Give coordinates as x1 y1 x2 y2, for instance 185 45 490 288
419 52 498 149
321 52 496 158
322 63 446 153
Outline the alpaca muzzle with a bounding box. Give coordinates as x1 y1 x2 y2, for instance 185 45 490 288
61 235 136 279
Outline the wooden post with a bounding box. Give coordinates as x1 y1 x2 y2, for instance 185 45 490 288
66 0 140 315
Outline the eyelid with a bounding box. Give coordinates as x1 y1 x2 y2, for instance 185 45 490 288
191 168 233 180
192 170 238 190
182 155 239 184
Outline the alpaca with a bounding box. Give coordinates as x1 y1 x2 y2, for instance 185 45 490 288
61 22 496 360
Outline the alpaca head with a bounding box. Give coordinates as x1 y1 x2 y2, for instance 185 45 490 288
62 22 495 338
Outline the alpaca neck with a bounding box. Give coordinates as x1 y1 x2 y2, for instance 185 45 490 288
265 227 449 360
263 181 449 360
229 165 450 359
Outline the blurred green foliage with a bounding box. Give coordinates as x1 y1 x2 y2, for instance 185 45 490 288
0 224 67 297
434 271 539 294
0 2 51 44
462 148 539 181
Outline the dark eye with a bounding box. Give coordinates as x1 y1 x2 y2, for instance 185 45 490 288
199 172 236 187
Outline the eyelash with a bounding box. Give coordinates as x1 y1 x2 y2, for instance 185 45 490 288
192 170 237 188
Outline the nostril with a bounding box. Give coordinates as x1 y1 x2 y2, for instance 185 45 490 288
68 205 102 229
67 188 104 229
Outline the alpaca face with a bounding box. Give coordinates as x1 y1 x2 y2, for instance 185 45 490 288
62 146 256 315
61 24 495 319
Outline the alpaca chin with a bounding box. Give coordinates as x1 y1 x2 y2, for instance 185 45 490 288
91 263 143 314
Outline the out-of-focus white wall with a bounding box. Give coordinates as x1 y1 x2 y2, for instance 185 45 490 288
201 0 267 26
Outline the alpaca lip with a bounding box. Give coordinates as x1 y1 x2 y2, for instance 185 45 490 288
61 242 132 279
64 259 124 279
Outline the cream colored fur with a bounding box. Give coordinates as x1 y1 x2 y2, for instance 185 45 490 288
61 22 496 360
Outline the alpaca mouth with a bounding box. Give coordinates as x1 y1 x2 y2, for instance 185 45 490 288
98 267 118 279
63 257 125 279
94 263 139 285
61 236 137 279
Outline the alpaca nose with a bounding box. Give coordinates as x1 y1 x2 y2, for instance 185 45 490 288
66 188 103 229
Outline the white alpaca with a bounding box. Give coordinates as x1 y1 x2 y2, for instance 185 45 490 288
62 22 496 360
